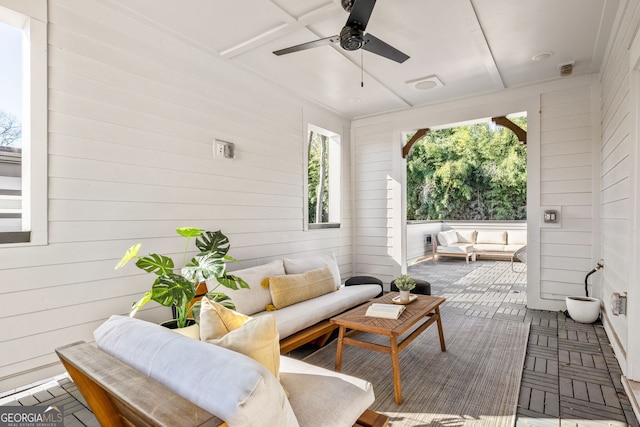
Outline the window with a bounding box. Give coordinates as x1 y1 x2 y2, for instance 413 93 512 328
0 1 47 245
307 125 341 229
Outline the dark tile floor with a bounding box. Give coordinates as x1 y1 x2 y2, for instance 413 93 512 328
409 257 638 427
1 258 638 426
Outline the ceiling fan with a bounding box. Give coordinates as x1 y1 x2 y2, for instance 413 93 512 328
273 0 409 63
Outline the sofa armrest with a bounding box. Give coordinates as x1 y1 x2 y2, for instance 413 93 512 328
56 342 224 427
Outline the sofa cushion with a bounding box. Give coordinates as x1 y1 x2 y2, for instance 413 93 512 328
214 259 285 315
94 315 297 427
456 230 477 244
437 230 458 246
279 356 375 427
283 252 341 289
475 230 507 245
437 242 473 254
200 299 280 379
199 297 250 339
267 266 336 310
254 284 381 340
474 243 507 253
508 230 527 245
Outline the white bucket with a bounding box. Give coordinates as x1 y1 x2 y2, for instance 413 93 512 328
565 296 601 323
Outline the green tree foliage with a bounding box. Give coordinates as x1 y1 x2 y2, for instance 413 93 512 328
407 118 527 220
308 131 329 223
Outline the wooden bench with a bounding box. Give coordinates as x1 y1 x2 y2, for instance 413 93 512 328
56 342 388 427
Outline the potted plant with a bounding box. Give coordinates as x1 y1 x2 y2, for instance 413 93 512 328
115 227 249 329
394 274 416 303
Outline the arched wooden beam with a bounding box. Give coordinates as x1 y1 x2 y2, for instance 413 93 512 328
492 116 527 144
402 128 430 158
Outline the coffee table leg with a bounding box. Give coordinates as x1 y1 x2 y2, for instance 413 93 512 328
435 306 446 351
335 326 345 372
390 335 402 405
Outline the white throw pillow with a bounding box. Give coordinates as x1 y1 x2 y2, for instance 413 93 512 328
213 259 285 315
283 252 341 289
438 230 458 246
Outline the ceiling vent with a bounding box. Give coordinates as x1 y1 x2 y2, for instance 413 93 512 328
559 61 575 77
407 75 444 90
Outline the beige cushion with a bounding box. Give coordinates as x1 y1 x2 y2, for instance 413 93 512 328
214 259 285 315
200 298 280 378
283 252 341 289
172 324 200 340
199 297 250 340
437 230 458 246
474 244 507 252
456 230 477 244
508 230 527 245
476 230 507 245
437 243 473 254
266 266 336 310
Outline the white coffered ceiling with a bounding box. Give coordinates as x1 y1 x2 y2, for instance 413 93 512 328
112 0 619 119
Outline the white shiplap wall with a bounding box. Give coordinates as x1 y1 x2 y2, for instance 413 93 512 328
0 0 353 391
352 76 599 310
539 84 597 300
352 121 396 285
598 0 640 378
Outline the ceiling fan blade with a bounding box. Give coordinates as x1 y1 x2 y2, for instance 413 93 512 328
273 36 339 56
346 0 376 31
362 33 410 63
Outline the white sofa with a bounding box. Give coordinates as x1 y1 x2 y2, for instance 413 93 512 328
79 315 386 427
214 252 382 352
433 229 527 262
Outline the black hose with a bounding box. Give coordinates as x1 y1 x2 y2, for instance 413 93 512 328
584 268 598 297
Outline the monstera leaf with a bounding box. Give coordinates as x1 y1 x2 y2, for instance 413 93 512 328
196 230 230 257
135 254 175 275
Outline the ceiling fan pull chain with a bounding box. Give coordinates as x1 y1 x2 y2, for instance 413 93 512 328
361 49 364 87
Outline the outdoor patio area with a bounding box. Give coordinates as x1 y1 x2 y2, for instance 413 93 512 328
410 258 638 427
1 259 638 427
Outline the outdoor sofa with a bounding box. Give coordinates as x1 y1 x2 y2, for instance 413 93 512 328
56 315 388 427
432 229 527 263
214 252 382 353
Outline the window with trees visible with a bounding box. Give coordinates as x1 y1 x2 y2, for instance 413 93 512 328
406 116 527 221
0 1 47 244
307 125 341 228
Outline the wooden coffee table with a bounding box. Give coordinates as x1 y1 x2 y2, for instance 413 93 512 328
330 293 446 405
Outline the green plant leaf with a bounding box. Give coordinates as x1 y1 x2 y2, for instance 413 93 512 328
196 230 230 257
216 274 250 290
129 290 152 317
135 254 175 275
150 274 195 309
115 243 141 269
176 227 204 238
182 253 226 282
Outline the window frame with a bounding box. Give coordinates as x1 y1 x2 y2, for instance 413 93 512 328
305 124 341 230
0 0 47 246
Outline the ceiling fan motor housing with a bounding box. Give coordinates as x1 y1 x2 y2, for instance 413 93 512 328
341 0 355 13
340 26 364 51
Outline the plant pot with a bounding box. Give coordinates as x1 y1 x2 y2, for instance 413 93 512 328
160 318 196 330
399 290 411 303
565 296 601 324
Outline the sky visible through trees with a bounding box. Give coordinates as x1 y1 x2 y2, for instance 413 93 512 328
0 20 22 147
407 117 527 221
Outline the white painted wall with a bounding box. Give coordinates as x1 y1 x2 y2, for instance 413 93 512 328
0 0 353 392
351 76 600 311
599 0 640 381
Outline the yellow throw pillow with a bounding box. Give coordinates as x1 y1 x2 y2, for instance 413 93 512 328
200 298 280 379
266 265 336 310
199 297 250 340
